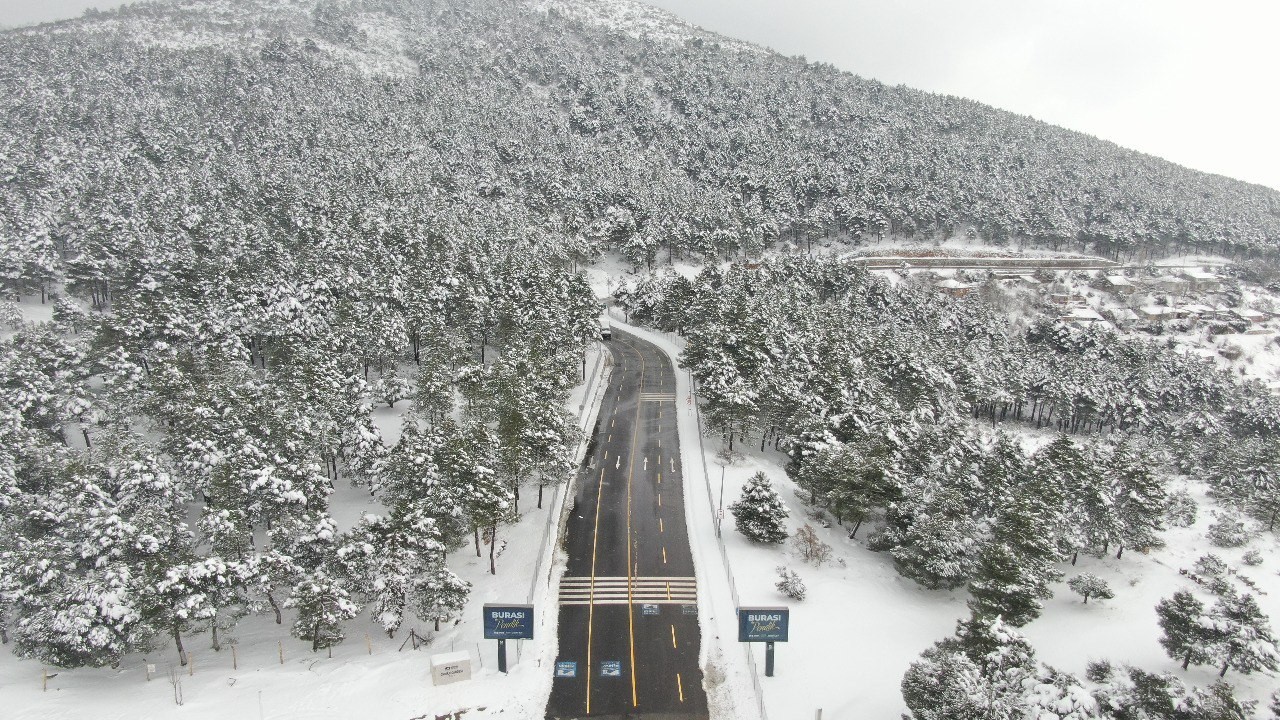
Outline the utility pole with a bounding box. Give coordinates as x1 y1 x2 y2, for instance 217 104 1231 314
718 464 725 537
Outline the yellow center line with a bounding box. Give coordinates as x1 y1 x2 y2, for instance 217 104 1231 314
658 492 662 508
618 337 646 710
586 466 606 714
666 581 672 599
659 517 664 533
662 546 668 564
677 673 684 702
671 624 678 648
657 472 661 484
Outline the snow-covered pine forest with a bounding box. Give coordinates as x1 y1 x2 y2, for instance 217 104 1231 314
3 0 1280 716
618 257 1280 716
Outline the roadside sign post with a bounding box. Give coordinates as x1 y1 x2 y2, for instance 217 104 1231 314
737 606 789 678
482 604 534 674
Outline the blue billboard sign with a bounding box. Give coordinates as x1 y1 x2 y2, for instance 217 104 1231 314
482 604 535 640
555 661 577 677
600 660 622 677
737 606 789 642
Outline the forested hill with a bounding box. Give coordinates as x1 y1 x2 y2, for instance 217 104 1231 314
3 0 1280 289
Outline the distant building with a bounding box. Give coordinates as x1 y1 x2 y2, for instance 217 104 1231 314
1180 269 1222 292
1061 307 1106 326
1138 305 1181 322
1102 275 1137 296
1048 290 1085 306
1150 276 1188 295
1109 308 1140 327
1233 308 1268 326
935 278 979 298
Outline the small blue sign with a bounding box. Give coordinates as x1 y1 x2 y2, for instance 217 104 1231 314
738 606 789 642
483 603 535 640
555 661 577 678
601 660 622 677
642 603 659 616
682 604 697 616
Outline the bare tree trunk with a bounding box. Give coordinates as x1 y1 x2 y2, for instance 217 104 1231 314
174 623 187 666
268 591 282 624
489 524 498 575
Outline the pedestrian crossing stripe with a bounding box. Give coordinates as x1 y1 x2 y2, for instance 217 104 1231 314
639 393 677 402
558 576 697 605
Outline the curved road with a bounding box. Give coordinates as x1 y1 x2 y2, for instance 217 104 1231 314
546 329 708 719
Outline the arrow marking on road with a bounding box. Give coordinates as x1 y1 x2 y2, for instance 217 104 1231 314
643 457 648 471
615 456 621 470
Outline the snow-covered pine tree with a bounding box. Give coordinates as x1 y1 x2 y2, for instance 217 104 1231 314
1156 590 1214 670
774 566 806 600
1207 510 1253 548
143 556 237 665
729 472 789 544
968 486 1062 626
1209 591 1280 678
900 645 999 720
241 550 299 625
1067 573 1114 604
902 615 1040 719
1022 666 1102 720
286 570 358 653
1107 441 1167 558
968 542 1046 626
414 565 470 632
1033 435 1098 564
882 482 980 590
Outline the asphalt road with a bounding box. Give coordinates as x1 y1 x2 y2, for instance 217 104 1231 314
546 329 708 720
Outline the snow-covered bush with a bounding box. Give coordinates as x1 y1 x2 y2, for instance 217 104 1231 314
1067 573 1114 604
372 370 413 408
792 524 832 566
775 566 806 600
1164 490 1198 528
1242 548 1263 566
0 300 20 329
1194 553 1227 577
729 472 789 544
1207 511 1253 548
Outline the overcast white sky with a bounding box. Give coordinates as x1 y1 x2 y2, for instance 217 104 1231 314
2 0 1278 191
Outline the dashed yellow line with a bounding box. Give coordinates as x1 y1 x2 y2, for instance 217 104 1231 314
671 624 678 648
586 466 606 713
659 517 664 533
662 546 668 564
677 673 685 703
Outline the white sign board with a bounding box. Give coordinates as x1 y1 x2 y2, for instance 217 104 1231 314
430 651 472 686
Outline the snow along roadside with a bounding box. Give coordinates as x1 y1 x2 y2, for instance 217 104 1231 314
608 318 765 720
